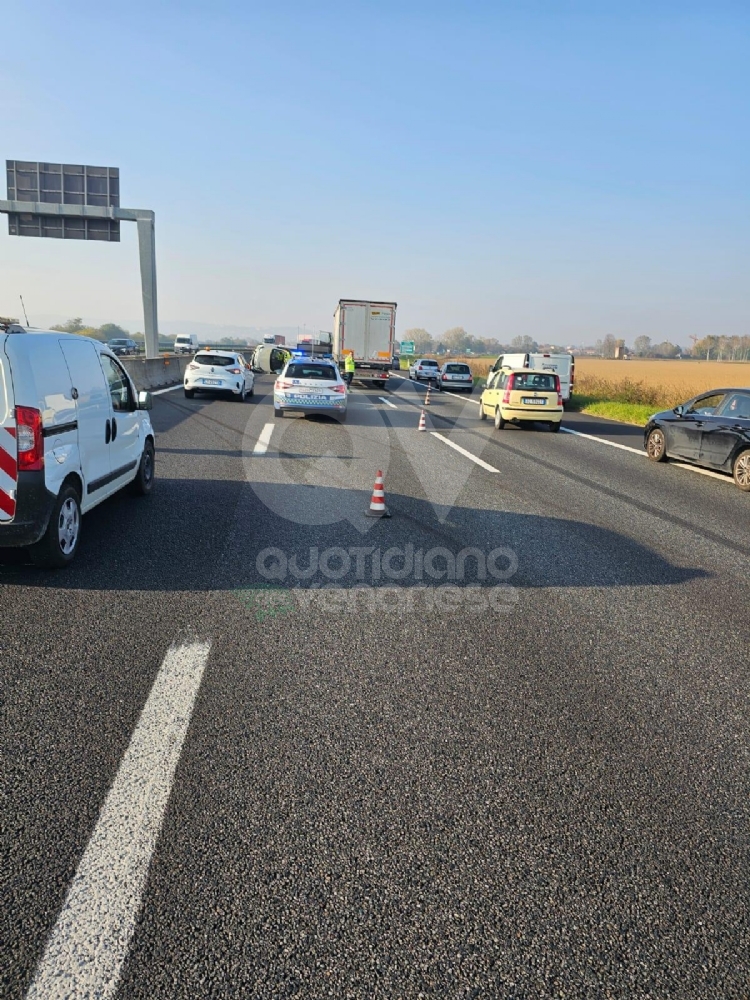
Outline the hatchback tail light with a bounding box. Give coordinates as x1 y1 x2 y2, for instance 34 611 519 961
188 363 199 369
442 374 449 380
16 406 44 471
502 374 514 404
556 375 562 406
227 367 241 374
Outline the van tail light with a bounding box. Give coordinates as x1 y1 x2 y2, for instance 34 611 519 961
570 361 575 387
275 379 293 390
16 406 44 471
502 374 514 404
556 375 562 406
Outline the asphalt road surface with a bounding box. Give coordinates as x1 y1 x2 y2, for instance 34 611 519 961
3 372 749 999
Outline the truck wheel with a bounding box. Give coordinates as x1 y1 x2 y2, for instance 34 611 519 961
29 484 82 568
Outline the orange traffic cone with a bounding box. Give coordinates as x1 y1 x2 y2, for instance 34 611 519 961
418 409 427 431
424 384 432 406
366 470 391 518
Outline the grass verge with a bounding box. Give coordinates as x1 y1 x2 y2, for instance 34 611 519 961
567 394 656 426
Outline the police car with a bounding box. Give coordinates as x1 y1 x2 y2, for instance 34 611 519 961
273 353 348 420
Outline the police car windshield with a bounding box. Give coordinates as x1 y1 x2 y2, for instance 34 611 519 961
195 353 236 367
286 364 337 380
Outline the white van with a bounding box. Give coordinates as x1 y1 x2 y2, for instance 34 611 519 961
489 352 575 404
0 325 155 567
174 333 199 354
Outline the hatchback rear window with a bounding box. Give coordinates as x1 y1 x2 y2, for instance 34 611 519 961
194 353 236 367
286 364 337 380
420 360 438 367
445 364 470 374
512 373 557 391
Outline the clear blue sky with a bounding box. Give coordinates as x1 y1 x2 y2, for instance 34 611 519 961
2 0 748 345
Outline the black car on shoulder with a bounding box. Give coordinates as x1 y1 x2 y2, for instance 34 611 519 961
644 388 750 491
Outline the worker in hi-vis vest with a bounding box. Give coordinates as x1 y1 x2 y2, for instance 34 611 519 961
344 351 355 386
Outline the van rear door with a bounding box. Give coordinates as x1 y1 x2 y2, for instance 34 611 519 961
59 340 112 505
0 342 16 523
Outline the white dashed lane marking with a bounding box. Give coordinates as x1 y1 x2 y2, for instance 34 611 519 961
26 641 212 1000
252 422 275 454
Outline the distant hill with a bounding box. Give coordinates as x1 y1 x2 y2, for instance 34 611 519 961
28 313 303 345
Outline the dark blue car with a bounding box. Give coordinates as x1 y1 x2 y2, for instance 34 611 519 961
644 387 750 491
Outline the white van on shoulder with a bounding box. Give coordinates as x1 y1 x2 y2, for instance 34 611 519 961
0 325 155 567
489 352 575 404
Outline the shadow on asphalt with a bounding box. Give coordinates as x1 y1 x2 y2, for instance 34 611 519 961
0 480 709 592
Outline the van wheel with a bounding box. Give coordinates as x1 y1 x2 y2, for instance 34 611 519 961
494 408 506 430
132 440 155 495
184 388 195 399
29 484 82 568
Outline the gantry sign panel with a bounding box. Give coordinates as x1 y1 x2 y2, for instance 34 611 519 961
6 161 120 240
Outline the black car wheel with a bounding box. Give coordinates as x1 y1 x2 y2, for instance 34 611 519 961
646 427 667 462
733 449 750 491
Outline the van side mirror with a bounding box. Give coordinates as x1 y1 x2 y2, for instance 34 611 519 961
138 390 153 411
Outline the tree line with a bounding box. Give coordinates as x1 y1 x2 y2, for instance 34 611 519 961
595 333 750 361
401 327 550 356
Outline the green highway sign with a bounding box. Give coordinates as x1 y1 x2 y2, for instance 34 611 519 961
399 340 415 354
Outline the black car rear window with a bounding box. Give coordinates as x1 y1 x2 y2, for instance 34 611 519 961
445 364 470 374
195 353 236 367
512 373 557 391
286 364 337 380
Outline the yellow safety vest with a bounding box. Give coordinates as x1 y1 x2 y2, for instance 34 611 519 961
345 354 355 373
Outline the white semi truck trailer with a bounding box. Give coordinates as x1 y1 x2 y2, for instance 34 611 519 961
332 300 397 389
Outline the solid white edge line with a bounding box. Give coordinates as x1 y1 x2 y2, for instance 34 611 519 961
26 641 212 1000
150 384 183 396
253 422 275 454
377 396 398 409
431 432 499 472
668 461 735 483
560 426 645 456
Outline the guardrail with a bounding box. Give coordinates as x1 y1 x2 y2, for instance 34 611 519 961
121 355 189 392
